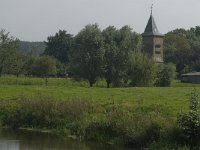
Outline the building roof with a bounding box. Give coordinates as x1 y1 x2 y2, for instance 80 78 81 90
182 72 200 76
142 15 164 37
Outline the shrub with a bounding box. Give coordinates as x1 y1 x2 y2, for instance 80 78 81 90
0 95 93 129
0 93 178 149
155 63 176 87
127 51 156 87
177 89 200 148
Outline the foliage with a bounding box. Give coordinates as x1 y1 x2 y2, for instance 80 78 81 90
102 26 142 88
44 30 73 63
0 93 170 148
55 60 68 77
18 41 46 55
0 95 93 129
164 32 190 63
155 63 176 87
32 55 57 77
70 24 104 87
1 77 200 148
23 51 39 75
172 48 200 76
31 55 57 85
178 89 200 148
127 51 156 87
164 26 200 76
102 26 120 88
0 29 25 76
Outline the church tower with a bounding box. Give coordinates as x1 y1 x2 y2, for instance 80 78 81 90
142 6 164 63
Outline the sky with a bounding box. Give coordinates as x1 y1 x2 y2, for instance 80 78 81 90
0 0 200 41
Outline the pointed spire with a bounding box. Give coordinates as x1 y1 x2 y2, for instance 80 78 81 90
142 5 164 37
151 4 153 15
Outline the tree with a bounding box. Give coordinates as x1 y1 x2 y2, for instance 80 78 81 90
164 32 190 63
164 27 200 76
170 47 200 77
18 41 46 55
102 26 120 88
3 52 25 76
44 30 73 64
70 24 104 87
127 51 156 87
154 63 176 87
178 89 200 148
114 26 142 86
0 29 24 76
31 55 57 85
23 51 39 76
102 26 142 88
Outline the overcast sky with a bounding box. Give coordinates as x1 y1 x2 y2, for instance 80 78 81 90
0 0 200 41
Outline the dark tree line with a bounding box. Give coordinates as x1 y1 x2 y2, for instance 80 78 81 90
164 26 200 76
18 41 46 55
0 24 178 87
43 24 174 87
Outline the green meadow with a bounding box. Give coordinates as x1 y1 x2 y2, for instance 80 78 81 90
0 76 198 116
0 76 199 149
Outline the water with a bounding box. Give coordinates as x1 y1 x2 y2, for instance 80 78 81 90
0 128 131 150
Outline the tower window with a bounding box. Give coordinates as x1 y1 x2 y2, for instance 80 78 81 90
155 44 161 48
155 51 161 54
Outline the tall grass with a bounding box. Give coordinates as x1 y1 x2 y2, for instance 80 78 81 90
1 76 200 148
0 94 174 148
0 75 107 87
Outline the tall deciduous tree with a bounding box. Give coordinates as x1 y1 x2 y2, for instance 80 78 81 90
31 55 57 85
71 24 104 87
102 26 119 88
0 29 24 76
102 26 142 87
44 30 73 64
127 51 156 87
117 26 142 84
164 32 190 63
154 63 176 87
164 27 200 76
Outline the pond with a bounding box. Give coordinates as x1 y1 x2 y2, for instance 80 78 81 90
0 128 132 150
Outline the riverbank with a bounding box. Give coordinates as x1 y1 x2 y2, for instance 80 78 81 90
0 76 200 149
0 128 129 150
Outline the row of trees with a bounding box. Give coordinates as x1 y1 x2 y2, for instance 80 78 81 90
164 26 200 76
70 24 143 87
0 30 24 76
0 30 58 79
43 24 175 87
0 24 176 87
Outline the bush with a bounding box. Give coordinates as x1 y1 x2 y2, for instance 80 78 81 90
0 93 181 149
155 63 176 87
127 51 156 87
177 89 200 148
0 95 93 129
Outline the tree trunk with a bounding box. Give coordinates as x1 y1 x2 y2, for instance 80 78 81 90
107 82 110 88
89 82 93 87
44 76 48 86
106 79 111 88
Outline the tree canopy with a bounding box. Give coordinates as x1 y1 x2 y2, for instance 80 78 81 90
70 24 104 87
3 24 200 87
0 29 25 76
164 26 200 75
102 25 142 87
44 30 73 64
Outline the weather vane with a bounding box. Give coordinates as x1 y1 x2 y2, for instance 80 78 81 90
151 4 153 15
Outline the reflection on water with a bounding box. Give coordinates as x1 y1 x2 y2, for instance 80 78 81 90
0 128 131 150
0 140 19 150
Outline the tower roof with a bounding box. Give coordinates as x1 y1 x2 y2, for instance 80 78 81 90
142 15 164 37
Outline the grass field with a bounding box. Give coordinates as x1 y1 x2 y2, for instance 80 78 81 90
0 76 200 149
0 76 199 116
